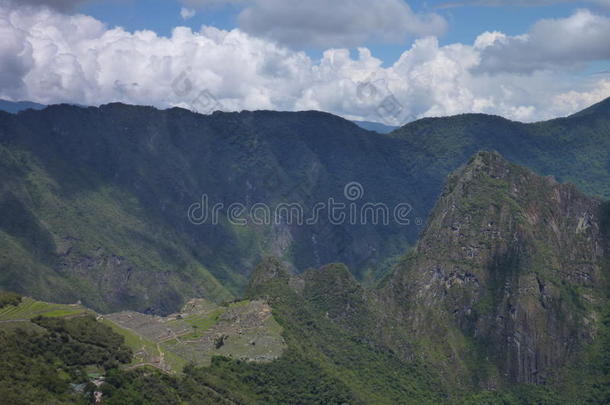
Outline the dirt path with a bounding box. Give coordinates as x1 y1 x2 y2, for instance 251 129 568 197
157 342 166 371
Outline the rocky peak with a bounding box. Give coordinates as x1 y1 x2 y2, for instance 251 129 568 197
386 150 607 385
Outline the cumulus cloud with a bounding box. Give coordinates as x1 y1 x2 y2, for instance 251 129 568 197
0 2 609 124
180 7 196 20
180 0 447 48
476 10 610 73
551 80 610 113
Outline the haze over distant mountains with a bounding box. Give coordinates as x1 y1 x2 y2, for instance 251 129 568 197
0 100 45 114
351 120 398 134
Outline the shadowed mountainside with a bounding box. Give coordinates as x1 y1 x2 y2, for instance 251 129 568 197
0 151 608 404
0 99 609 313
381 151 608 387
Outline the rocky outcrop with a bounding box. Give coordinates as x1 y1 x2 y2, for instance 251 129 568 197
385 151 607 384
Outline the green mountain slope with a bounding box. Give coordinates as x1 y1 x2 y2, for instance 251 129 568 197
1 148 608 404
0 104 423 313
392 102 610 199
0 99 609 314
0 285 444 405
380 151 610 398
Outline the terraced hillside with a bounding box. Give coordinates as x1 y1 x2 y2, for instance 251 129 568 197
104 298 286 373
0 295 286 374
0 296 89 333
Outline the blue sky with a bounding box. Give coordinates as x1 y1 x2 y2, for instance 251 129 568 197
76 0 604 65
1 0 610 123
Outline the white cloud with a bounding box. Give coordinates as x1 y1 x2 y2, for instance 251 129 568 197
476 9 610 73
551 80 610 113
181 0 447 48
180 7 196 20
0 3 609 124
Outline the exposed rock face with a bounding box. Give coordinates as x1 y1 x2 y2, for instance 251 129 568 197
385 151 607 384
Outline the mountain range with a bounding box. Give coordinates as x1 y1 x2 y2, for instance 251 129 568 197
0 98 609 314
0 109 608 402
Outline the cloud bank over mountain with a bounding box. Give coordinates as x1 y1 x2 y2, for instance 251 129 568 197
0 0 609 123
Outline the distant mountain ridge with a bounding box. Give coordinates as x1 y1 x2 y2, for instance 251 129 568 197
0 98 608 314
351 120 398 134
0 99 46 114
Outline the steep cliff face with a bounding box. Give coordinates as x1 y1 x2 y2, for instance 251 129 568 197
385 151 607 384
